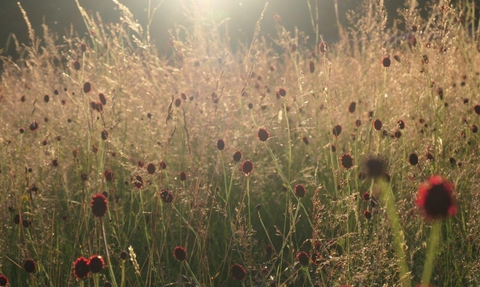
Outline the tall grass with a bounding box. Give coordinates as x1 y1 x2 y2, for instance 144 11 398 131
1 0 480 286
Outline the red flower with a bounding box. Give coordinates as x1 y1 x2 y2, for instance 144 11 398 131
230 264 246 281
160 189 173 203
277 88 287 97
73 257 90 279
173 246 187 261
88 255 104 273
0 274 8 286
258 128 270 142
296 251 309 266
294 184 306 198
242 160 253 176
416 176 457 220
104 170 114 182
134 175 144 188
146 163 156 175
233 151 242 162
23 259 36 273
91 194 108 217
217 139 225 150
382 56 391 67
340 154 354 169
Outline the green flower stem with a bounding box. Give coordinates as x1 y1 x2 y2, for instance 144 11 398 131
378 179 411 287
421 220 442 286
183 261 201 286
100 217 118 287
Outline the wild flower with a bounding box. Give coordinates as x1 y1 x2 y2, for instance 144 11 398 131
73 257 89 279
416 175 457 220
173 246 187 261
91 194 108 217
230 264 246 281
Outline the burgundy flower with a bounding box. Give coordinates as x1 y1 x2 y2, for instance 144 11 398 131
179 171 187 181
91 194 108 217
98 93 107 105
416 175 457 220
101 130 108 140
242 160 253 176
73 257 90 279
44 95 50 103
309 61 315 73
159 161 167 170
173 246 187 261
348 102 356 113
297 251 309 266
340 154 354 169
104 170 114 181
0 274 8 286
294 184 306 198
23 259 36 273
397 120 405 129
474 105 480 115
146 163 156 175
258 128 270 142
83 82 91 93
73 60 81 71
277 88 287 97
364 210 372 220
233 151 242 162
230 264 247 281
332 124 342 137
88 255 104 273
409 153 419 165
29 121 39 131
382 56 391 67
160 189 173 203
373 119 383 131
217 139 225 150
363 154 388 179
362 192 370 201
134 175 144 188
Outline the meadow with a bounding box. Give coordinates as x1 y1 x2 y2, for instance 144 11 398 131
0 0 479 286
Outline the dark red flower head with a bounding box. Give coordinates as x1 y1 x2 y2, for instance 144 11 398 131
83 82 91 93
233 151 242 162
382 56 391 67
296 251 309 266
217 139 225 150
363 154 388 179
73 257 90 279
373 119 383 131
98 93 107 105
416 175 457 220
340 154 354 169
230 263 247 281
0 274 8 286
277 88 287 97
409 153 419 165
242 160 253 176
294 184 306 198
29 121 39 131
134 175 144 188
364 210 372 220
23 259 36 273
258 128 270 142
332 124 342 137
146 163 156 175
91 194 108 217
160 189 173 203
88 255 104 273
179 171 187 181
104 170 114 182
474 105 480 115
173 246 187 261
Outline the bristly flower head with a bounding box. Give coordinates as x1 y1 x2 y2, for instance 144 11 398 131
233 151 242 162
258 128 270 142
294 184 306 198
73 257 90 279
173 246 187 261
0 274 8 286
416 175 457 221
332 124 342 137
242 160 253 176
296 251 309 266
160 189 173 203
230 263 247 281
88 255 104 273
91 194 108 217
217 139 225 150
104 170 114 182
363 154 388 179
23 259 36 274
382 56 391 67
340 154 354 169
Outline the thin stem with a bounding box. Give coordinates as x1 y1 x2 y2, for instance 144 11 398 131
100 217 118 287
421 221 442 286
